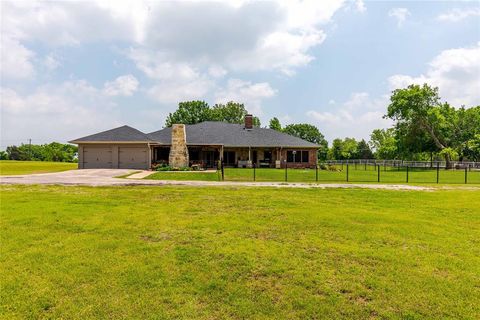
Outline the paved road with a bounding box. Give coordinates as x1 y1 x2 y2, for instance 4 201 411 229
0 169 440 190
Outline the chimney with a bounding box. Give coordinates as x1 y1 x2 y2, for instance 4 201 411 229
169 124 189 168
244 114 253 130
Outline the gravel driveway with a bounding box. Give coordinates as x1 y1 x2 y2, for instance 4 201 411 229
0 169 441 190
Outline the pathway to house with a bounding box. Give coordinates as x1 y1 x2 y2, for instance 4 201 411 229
1 169 469 191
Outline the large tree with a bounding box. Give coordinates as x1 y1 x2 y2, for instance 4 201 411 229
386 84 455 167
165 100 260 127
211 102 260 126
165 101 211 127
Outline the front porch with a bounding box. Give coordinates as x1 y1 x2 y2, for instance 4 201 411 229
151 145 317 169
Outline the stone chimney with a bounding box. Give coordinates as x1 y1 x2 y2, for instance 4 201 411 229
244 114 253 130
169 124 189 168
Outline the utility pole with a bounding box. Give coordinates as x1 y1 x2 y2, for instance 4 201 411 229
29 138 32 160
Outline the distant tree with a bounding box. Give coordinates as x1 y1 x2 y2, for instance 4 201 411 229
356 139 374 159
4 143 77 162
269 117 282 131
328 139 343 160
6 146 23 160
327 138 358 160
341 138 358 159
165 101 211 127
0 151 8 160
369 128 398 159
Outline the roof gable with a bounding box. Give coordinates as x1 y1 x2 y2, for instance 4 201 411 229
70 125 152 142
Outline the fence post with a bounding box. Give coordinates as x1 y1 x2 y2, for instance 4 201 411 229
346 164 349 182
465 167 467 184
316 164 318 182
221 161 225 181
377 165 380 182
406 165 409 183
253 163 256 181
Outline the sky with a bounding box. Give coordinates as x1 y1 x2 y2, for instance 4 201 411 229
1 0 479 148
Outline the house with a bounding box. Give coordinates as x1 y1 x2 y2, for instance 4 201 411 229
69 115 320 170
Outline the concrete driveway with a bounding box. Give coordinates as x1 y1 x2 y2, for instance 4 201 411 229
0 169 440 190
0 169 139 186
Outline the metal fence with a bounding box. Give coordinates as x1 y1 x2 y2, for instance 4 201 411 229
216 160 480 184
325 159 480 169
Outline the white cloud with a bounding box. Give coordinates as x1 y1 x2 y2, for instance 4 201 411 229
147 78 214 104
355 0 366 13
43 53 61 71
306 92 392 141
437 8 480 22
215 79 277 115
1 80 120 144
388 8 411 27
388 42 480 107
2 1 345 78
0 36 35 79
103 74 139 96
208 66 228 78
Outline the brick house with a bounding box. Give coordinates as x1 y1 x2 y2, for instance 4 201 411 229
70 115 320 170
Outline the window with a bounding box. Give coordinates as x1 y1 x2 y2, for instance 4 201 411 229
223 151 235 165
287 150 309 163
302 150 309 163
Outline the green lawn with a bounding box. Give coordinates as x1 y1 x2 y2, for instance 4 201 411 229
146 167 480 185
0 160 77 175
1 185 479 319
147 171 221 181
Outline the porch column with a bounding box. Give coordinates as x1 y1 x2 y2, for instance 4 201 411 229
147 143 152 169
248 146 251 161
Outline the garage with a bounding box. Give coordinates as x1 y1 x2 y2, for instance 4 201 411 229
83 146 113 169
119 147 148 169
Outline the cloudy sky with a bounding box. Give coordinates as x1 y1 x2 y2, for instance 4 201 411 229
1 0 479 147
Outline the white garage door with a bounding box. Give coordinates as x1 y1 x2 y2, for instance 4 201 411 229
83 147 113 169
119 147 148 169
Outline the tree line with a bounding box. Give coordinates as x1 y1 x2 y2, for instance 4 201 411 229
0 143 78 162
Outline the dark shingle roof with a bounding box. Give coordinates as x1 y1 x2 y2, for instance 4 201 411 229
70 125 153 142
148 122 319 148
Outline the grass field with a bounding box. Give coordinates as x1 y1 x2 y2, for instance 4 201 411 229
146 167 480 184
0 160 77 175
1 185 479 319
